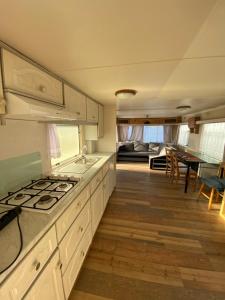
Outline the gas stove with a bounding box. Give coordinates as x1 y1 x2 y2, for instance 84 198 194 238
0 176 80 213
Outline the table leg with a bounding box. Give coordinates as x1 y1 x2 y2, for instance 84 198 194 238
185 164 190 193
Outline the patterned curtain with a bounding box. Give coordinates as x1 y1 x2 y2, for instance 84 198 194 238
48 124 61 158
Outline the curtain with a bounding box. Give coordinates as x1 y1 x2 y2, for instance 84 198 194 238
48 124 61 158
117 125 130 142
164 125 178 144
130 125 143 141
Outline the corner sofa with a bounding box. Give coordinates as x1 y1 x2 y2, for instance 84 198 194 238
117 141 165 163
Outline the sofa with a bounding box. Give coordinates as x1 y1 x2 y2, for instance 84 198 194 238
117 141 165 162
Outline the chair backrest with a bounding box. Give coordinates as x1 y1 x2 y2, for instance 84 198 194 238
165 148 172 161
218 162 225 178
171 152 180 176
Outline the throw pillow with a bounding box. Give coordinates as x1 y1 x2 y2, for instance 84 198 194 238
134 141 148 152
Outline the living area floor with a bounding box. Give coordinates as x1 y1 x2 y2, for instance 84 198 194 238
69 162 225 300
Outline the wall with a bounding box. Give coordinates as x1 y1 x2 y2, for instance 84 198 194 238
96 105 116 152
0 119 50 173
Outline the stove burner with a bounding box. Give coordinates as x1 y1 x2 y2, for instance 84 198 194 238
58 183 68 189
35 180 47 187
15 193 25 200
38 195 53 204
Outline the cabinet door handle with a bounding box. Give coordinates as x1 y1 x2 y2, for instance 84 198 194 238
81 250 85 257
33 260 41 271
76 112 81 115
57 260 63 270
39 85 46 93
79 226 84 232
76 201 81 208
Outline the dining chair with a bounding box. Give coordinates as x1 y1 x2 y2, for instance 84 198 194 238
165 148 173 176
198 162 225 210
170 152 198 190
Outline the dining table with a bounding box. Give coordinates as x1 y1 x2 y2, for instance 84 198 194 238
174 149 220 193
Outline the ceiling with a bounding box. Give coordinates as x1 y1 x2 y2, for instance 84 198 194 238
0 0 225 117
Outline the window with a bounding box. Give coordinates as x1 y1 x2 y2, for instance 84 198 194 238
177 125 190 146
143 126 164 143
200 122 225 161
49 124 80 166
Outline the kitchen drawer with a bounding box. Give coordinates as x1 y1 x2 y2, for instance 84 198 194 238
90 170 102 194
102 161 110 178
63 224 92 299
0 226 57 300
86 97 98 122
64 84 86 120
59 201 91 274
56 185 90 242
2 49 63 105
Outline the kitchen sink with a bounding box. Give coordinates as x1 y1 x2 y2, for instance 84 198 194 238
56 157 101 174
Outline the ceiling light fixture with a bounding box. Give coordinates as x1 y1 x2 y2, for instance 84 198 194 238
115 89 137 99
176 105 191 111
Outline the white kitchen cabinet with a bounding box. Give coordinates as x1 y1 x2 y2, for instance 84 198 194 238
24 250 64 300
103 171 110 211
98 104 104 137
0 226 57 300
90 170 102 194
2 49 63 105
64 84 86 120
90 182 103 235
63 224 92 299
59 201 91 274
56 185 90 242
109 155 116 196
0 58 6 114
86 97 98 122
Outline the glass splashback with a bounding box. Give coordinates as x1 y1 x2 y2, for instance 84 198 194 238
0 152 42 196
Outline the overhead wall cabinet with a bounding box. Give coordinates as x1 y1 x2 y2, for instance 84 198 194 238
98 104 104 138
86 97 98 122
64 84 86 120
1 49 63 106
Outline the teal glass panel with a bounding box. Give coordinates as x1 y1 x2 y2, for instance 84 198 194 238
0 152 42 196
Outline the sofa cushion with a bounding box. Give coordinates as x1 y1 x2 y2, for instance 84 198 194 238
134 141 148 152
118 143 134 152
118 151 150 157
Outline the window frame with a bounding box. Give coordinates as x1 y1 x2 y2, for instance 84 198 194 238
50 124 80 167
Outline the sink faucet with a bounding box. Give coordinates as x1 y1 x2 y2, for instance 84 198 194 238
81 145 87 163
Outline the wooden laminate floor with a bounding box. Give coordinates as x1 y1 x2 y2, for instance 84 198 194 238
70 162 225 300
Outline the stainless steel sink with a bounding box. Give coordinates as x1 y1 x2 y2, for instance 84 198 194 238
56 157 101 174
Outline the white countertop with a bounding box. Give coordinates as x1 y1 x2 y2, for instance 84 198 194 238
0 152 114 285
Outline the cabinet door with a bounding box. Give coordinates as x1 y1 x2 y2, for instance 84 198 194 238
103 172 110 211
64 84 86 120
2 49 63 105
98 104 104 137
24 250 64 300
86 97 98 122
109 155 116 196
59 201 91 274
90 182 103 235
63 224 92 299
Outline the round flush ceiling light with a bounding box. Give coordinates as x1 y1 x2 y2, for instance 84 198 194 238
176 105 191 111
115 89 137 99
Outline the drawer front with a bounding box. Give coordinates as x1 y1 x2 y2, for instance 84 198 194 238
64 84 86 120
59 201 91 274
63 224 92 299
1 226 57 300
2 49 63 105
86 98 98 122
56 185 90 242
102 161 110 178
90 171 102 194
